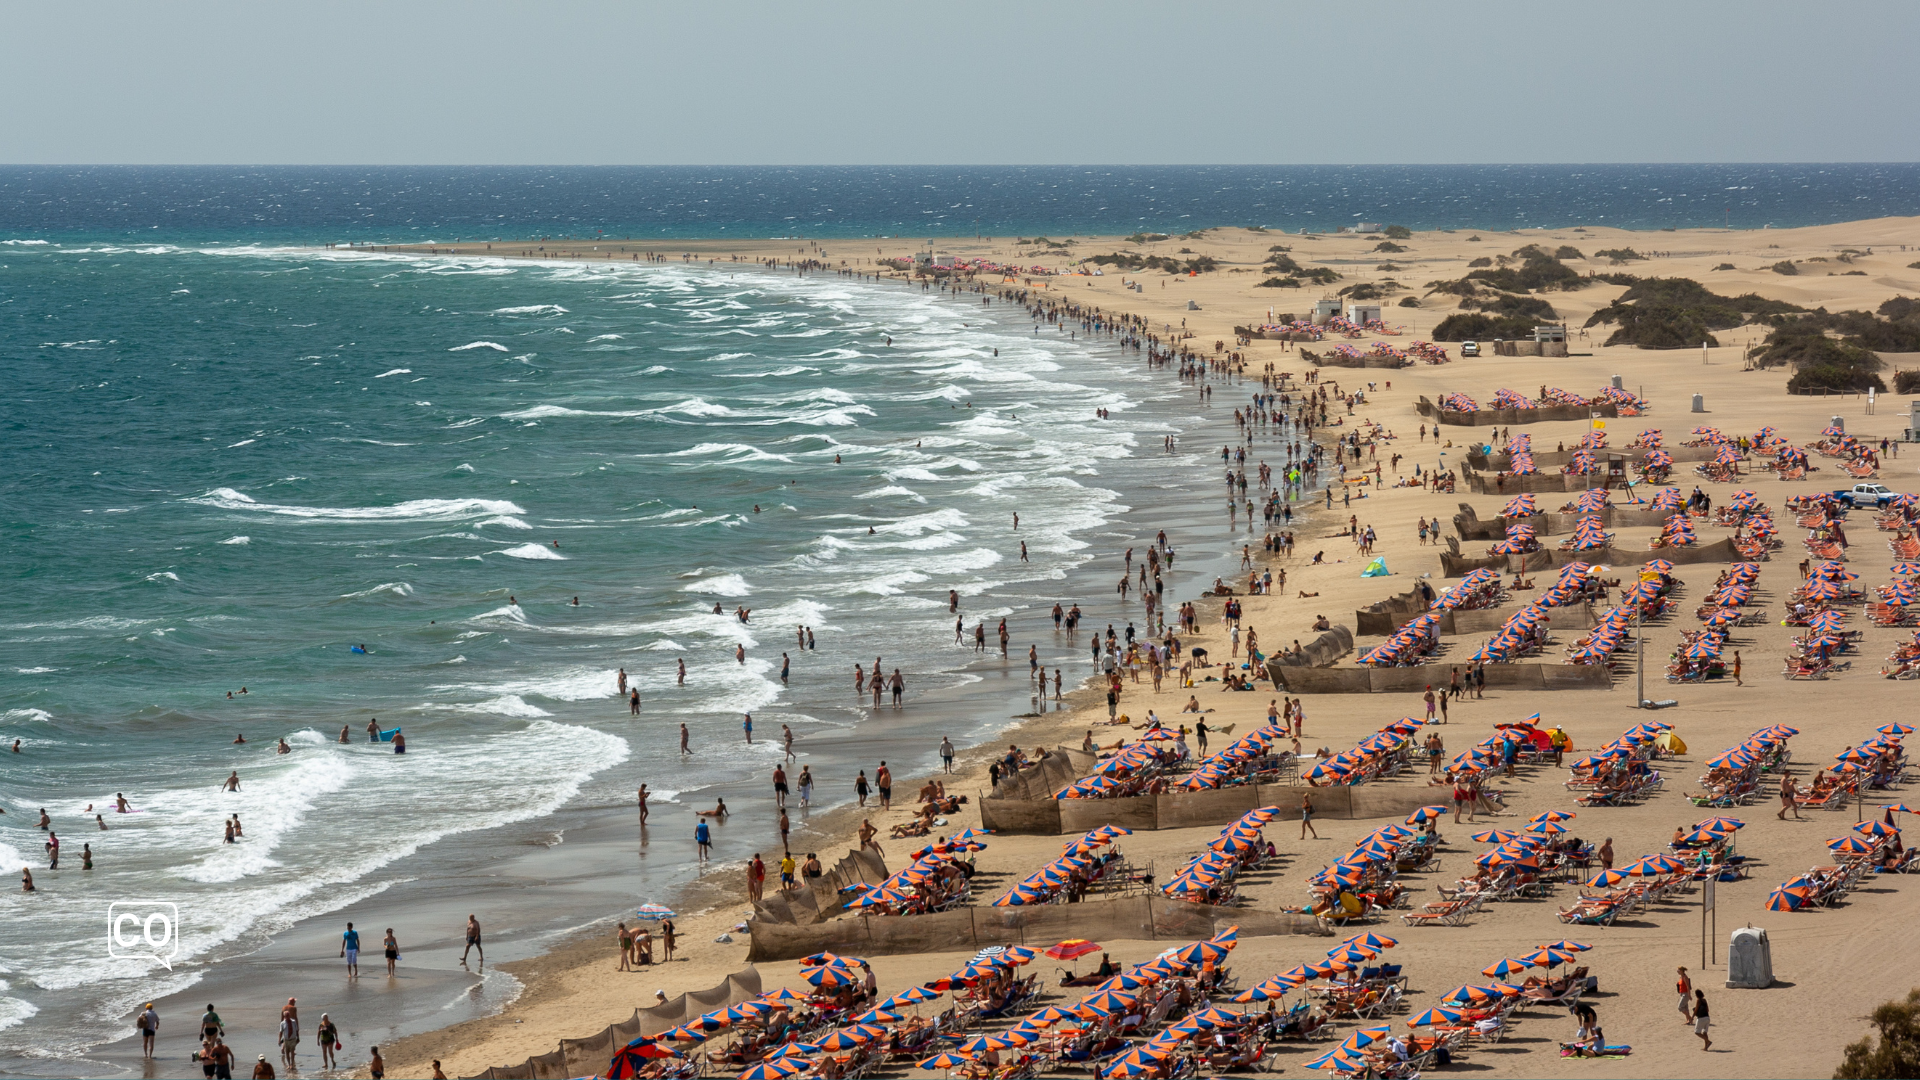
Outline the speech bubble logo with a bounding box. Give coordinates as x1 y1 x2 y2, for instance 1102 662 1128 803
107 902 179 971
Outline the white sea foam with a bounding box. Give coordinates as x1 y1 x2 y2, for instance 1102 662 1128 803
443 694 552 718
651 442 793 464
469 605 528 624
588 334 623 341
440 655 467 664
658 398 733 418
374 368 412 378
494 543 567 560
493 304 568 315
456 463 476 472
453 666 618 702
682 573 750 597
341 582 414 599
3 709 53 722
451 341 509 352
859 486 927 503
478 515 533 529
187 488 525 522
226 439 256 448
0 239 50 245
14 667 55 675
145 571 180 582
218 535 250 545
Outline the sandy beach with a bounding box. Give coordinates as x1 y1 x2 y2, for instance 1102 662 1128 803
361 217 1920 1080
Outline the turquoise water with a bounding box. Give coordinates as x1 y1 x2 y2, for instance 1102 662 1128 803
0 239 1216 1069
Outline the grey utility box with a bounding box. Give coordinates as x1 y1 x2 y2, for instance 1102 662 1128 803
1726 926 1774 988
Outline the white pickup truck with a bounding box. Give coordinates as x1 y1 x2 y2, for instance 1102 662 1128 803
1833 482 1897 509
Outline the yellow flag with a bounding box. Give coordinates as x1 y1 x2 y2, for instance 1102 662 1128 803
1592 420 1606 429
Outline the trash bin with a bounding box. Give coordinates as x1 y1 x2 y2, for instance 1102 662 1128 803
1691 394 1705 413
1726 926 1774 988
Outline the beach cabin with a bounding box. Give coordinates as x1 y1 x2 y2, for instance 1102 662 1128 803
1533 324 1568 343
1311 299 1343 326
1346 303 1382 327
933 255 957 268
1354 223 1383 234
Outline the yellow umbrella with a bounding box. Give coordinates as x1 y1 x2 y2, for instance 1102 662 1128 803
1654 732 1687 753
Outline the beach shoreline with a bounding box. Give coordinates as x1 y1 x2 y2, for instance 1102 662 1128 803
75 213 1920 1080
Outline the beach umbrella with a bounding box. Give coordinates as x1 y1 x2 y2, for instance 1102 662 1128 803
1470 829 1520 844
1530 809 1576 823
1878 724 1917 736
1854 820 1900 838
738 1061 804 1080
1441 985 1502 1005
1406 805 1450 825
1407 1006 1465 1028
1093 973 1150 992
658 1025 710 1043
1079 990 1138 1015
916 1052 974 1072
1538 940 1592 952
1339 1025 1396 1053
1520 948 1575 968
1342 933 1399 950
1482 958 1532 978
636 903 675 920
1585 869 1631 889
1828 835 1879 854
1303 1049 1366 1072
803 965 858 989
1232 979 1294 1003
1766 884 1813 911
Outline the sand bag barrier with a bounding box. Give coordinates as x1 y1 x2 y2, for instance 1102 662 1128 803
746 897 1330 964
465 967 764 1079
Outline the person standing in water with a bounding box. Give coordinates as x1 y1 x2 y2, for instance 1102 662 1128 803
460 915 483 967
637 785 650 823
680 724 692 756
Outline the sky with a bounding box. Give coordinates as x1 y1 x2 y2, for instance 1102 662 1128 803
6 0 1918 166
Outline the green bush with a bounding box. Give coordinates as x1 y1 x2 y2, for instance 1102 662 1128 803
1256 277 1302 289
1299 267 1342 285
1555 246 1585 260
1713 263 1735 271
1263 253 1303 275
1894 370 1920 395
1594 247 1644 263
1881 296 1920 321
1836 988 1920 1079
1467 257 1492 268
1466 259 1582 293
1372 241 1407 253
1771 261 1798 275
1398 296 1420 308
1462 293 1558 320
1376 263 1403 272
1584 277 1803 348
1124 232 1169 244
1466 235 1482 242
1431 312 1537 340
1789 364 1885 394
1383 225 1412 239
1267 244 1292 253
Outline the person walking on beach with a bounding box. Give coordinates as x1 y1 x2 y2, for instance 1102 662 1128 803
1693 990 1712 1050
1676 966 1693 1023
695 819 711 861
742 713 753 743
1598 837 1614 871
383 928 399 976
778 808 790 848
316 1016 337 1072
661 919 676 962
1300 793 1319 840
1732 650 1743 686
772 766 788 808
876 762 892 809
340 922 360 978
1778 774 1802 820
855 770 870 807
638 785 650 823
460 915 483 967
135 1002 159 1057
617 922 634 971
940 737 955 773
798 766 813 807
748 854 765 903
890 668 905 705
368 1046 385 1080
679 724 692 756
783 724 795 761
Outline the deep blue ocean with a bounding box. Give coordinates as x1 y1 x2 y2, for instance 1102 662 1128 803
1 164 1917 1074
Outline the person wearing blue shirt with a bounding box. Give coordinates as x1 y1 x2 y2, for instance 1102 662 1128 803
339 922 360 978
695 820 711 862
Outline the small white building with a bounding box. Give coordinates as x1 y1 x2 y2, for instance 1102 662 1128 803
1311 299 1344 325
1355 223 1382 234
933 255 956 268
1347 303 1383 326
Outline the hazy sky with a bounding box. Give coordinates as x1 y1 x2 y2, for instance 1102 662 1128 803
8 0 1917 165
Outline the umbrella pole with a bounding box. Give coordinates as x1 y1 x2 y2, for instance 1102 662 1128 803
1635 607 1645 708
